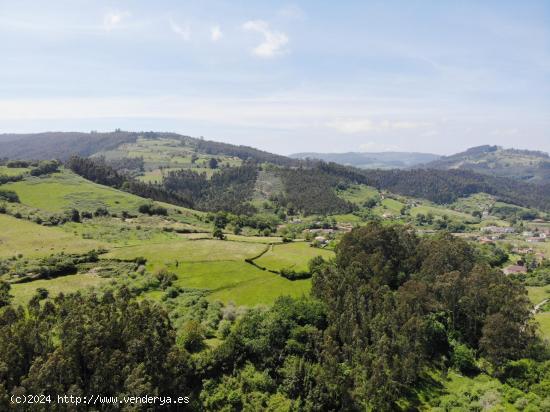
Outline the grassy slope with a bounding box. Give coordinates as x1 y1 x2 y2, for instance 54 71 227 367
0 214 105 258
255 242 334 272
98 137 242 182
527 286 550 305
11 273 111 305
0 166 30 177
105 238 312 306
4 170 146 213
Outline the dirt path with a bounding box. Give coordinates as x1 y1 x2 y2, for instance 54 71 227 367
532 298 549 315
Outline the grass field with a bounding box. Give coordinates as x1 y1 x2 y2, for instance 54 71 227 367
4 170 146 213
11 273 111 305
98 137 242 180
338 185 379 205
535 312 550 340
0 214 105 257
410 204 472 221
254 242 334 272
527 286 550 305
0 166 30 177
105 238 315 305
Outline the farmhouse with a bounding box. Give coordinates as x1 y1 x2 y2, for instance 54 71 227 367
503 265 527 275
482 226 515 234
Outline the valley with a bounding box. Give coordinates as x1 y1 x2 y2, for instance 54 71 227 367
1 132 550 410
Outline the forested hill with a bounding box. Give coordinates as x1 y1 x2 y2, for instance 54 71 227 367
289 151 440 169
419 145 550 184
0 131 298 166
311 162 550 212
2 131 549 212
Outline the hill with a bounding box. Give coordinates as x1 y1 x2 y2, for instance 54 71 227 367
420 145 550 184
289 151 440 169
0 131 298 166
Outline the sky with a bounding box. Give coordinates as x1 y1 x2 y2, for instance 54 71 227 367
0 0 549 155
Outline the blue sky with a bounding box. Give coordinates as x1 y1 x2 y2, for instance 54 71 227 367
0 0 548 155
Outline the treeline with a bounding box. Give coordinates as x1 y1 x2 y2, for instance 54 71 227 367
0 131 139 160
66 156 193 208
276 168 355 215
194 138 299 167
314 162 550 211
164 163 259 214
1 224 547 410
68 156 259 214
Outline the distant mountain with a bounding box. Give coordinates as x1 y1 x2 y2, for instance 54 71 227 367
289 151 441 169
419 145 550 185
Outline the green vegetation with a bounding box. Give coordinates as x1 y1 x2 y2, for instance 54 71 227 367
254 242 334 273
2 133 550 410
4 169 145 213
105 238 311 305
10 273 110 305
0 214 105 257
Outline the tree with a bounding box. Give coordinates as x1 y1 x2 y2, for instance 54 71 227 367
69 208 80 223
209 158 219 169
0 281 12 307
179 320 206 352
213 228 225 240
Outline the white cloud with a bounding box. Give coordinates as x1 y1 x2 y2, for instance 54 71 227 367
242 20 288 58
103 11 129 31
327 118 432 134
170 18 191 41
210 25 222 42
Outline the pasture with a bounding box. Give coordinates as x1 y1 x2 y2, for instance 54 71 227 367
11 273 111 305
254 241 334 273
0 214 105 258
536 312 550 340
105 237 315 305
0 166 30 177
4 170 145 213
527 286 550 305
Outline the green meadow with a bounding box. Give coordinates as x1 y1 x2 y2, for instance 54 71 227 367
254 242 334 272
4 170 145 213
0 166 30 177
11 273 111 305
0 214 105 258
104 238 313 305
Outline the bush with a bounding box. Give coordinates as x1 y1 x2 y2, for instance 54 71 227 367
178 320 206 352
451 341 478 375
0 190 20 203
280 267 311 280
94 207 109 217
154 268 178 290
30 160 60 176
139 203 168 216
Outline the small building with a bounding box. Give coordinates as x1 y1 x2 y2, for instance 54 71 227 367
482 226 515 234
503 265 527 275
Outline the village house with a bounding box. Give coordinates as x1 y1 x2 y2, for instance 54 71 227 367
527 237 546 243
503 264 527 275
482 226 515 234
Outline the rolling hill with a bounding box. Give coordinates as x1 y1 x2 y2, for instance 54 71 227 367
289 151 440 169
419 145 550 184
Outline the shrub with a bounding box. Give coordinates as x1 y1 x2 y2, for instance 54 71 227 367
94 207 109 217
451 341 478 375
280 267 311 280
0 190 20 203
139 203 168 216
